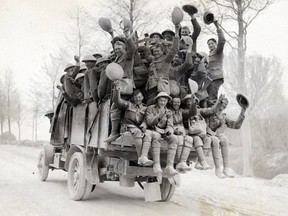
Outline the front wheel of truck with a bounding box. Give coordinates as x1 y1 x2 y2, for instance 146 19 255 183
67 152 92 200
37 150 49 181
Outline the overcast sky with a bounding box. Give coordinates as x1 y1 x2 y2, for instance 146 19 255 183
0 0 287 140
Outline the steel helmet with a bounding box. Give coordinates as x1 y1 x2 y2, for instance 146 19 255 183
96 57 111 66
162 29 175 37
171 6 183 25
149 32 164 39
79 64 87 72
64 63 74 72
98 17 113 33
82 55 97 62
75 73 85 80
105 62 124 81
154 92 172 102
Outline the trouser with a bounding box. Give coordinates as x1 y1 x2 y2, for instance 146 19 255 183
207 78 224 107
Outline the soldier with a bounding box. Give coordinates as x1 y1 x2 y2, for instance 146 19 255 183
170 97 194 172
144 92 178 177
96 57 112 103
169 37 193 99
82 55 98 104
206 20 226 107
161 29 175 42
181 5 201 52
63 56 81 106
112 81 152 166
106 27 137 142
145 24 180 105
206 95 247 178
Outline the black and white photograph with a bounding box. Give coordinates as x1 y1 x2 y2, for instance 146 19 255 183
0 0 287 215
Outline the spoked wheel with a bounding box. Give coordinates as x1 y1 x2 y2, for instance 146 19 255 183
67 152 93 200
160 178 176 201
37 150 49 181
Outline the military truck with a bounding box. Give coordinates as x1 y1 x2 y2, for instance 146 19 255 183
37 90 199 202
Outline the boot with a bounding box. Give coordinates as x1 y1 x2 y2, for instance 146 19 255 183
195 146 210 170
104 119 120 143
164 148 178 176
194 160 203 170
221 145 234 178
138 141 153 166
152 147 162 174
176 145 183 162
211 145 225 179
176 146 192 172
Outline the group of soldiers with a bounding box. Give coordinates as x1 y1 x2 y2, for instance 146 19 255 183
55 5 247 179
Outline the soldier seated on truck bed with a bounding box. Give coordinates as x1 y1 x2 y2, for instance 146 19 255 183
112 80 153 166
144 92 178 177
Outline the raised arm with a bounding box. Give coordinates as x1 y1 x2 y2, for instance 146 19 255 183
225 108 246 129
214 21 226 54
164 24 180 63
112 81 129 109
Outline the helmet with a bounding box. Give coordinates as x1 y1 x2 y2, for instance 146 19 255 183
98 17 113 33
96 57 111 66
44 110 54 117
171 6 183 25
154 92 172 102
82 55 97 62
92 53 103 59
64 63 74 72
105 62 124 81
162 29 175 37
79 64 87 72
149 32 164 39
75 73 85 80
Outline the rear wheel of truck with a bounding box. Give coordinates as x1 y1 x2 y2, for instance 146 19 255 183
37 150 49 181
160 178 175 201
67 152 92 200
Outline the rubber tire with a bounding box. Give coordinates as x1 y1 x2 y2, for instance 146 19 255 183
67 152 91 200
160 178 176 201
38 150 49 181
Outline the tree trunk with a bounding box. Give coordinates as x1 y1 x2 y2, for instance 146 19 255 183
17 121 21 141
237 0 253 177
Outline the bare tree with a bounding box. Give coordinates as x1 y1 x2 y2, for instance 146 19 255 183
0 78 6 136
224 52 288 151
14 92 26 141
65 6 96 57
97 0 165 36
3 69 17 144
200 0 274 91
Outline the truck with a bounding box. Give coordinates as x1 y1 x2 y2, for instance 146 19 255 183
37 95 198 202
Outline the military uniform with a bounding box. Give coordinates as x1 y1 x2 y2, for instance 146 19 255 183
207 26 226 107
206 110 245 178
144 103 178 175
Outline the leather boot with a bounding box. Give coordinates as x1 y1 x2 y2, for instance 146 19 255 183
195 146 210 170
138 141 153 166
164 148 178 176
176 146 192 172
104 119 120 143
152 147 162 174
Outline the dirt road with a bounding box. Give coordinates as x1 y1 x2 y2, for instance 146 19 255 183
0 144 287 216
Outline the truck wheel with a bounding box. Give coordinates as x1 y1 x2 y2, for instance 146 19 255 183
160 178 175 201
67 152 91 200
37 150 49 181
